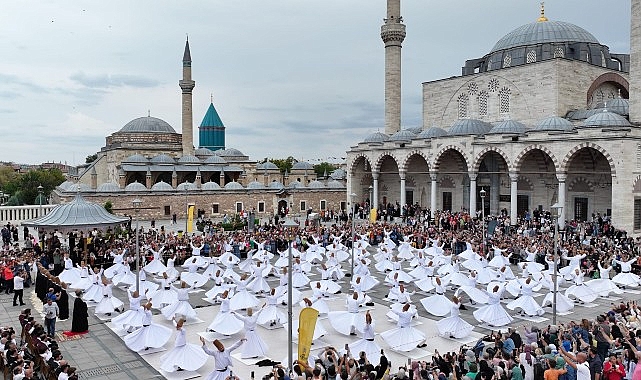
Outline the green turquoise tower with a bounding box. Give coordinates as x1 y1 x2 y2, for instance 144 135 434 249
198 99 225 151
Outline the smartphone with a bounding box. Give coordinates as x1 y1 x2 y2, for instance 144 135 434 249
251 371 255 379
408 358 412 366
230 371 233 378
345 343 349 350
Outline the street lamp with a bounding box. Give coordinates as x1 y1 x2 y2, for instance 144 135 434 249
37 185 43 216
349 193 357 277
479 188 486 255
132 198 142 293
368 185 373 212
184 182 189 233
551 202 563 325
282 218 299 376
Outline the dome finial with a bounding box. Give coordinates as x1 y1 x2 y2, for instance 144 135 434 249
537 2 548 22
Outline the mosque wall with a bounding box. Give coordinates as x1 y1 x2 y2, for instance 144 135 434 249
423 60 625 131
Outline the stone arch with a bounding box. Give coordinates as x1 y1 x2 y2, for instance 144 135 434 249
633 176 641 193
560 142 616 176
432 145 471 171
586 72 629 104
348 153 373 174
374 153 400 172
400 150 430 172
568 177 595 192
513 144 560 172
472 147 512 172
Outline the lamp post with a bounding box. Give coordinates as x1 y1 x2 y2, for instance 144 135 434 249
551 202 563 325
132 198 142 293
368 185 373 213
283 218 299 376
184 183 189 233
349 193 357 277
37 185 43 217
479 188 486 255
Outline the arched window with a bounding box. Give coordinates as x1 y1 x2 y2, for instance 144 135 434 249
601 51 606 67
503 54 512 68
526 50 536 63
499 87 511 114
478 91 488 117
458 93 469 119
488 78 499 93
554 47 565 58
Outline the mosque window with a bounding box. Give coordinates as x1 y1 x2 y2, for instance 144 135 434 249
635 199 641 230
586 50 591 63
595 90 605 106
212 203 219 214
601 51 606 67
526 50 536 64
258 201 265 213
488 78 499 93
320 200 327 210
499 87 511 114
236 202 243 213
458 93 469 119
478 91 488 117
468 82 478 95
554 47 565 58
300 201 307 212
503 54 512 68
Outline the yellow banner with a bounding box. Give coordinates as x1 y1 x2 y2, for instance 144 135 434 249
187 204 195 233
369 208 377 223
297 307 319 365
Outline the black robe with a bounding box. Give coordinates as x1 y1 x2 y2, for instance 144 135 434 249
35 271 48 302
71 297 88 333
52 284 69 321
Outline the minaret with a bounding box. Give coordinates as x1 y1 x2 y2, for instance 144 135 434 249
179 38 196 155
381 0 406 135
630 0 641 123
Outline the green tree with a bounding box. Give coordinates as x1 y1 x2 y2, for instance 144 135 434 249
86 154 98 164
104 201 113 214
266 156 297 174
313 162 335 178
12 169 66 205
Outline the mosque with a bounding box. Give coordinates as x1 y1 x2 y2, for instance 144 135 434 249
54 41 347 219
346 0 641 234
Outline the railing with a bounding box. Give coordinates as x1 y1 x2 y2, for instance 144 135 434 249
0 205 56 225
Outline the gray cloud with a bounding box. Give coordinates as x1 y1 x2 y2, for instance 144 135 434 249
70 72 161 89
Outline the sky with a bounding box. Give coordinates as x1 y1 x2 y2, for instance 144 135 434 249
0 0 631 166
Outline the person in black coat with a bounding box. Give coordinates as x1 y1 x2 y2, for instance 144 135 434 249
70 290 88 333
52 280 69 321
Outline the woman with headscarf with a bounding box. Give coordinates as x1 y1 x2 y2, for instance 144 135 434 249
519 345 535 380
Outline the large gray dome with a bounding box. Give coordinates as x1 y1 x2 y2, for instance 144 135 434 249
292 161 314 170
605 98 629 116
533 116 574 132
416 126 448 139
581 109 632 128
488 120 528 135
363 132 390 143
389 129 416 142
491 20 599 53
449 119 493 136
119 116 176 133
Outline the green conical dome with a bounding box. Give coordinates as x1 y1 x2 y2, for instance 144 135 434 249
199 102 225 151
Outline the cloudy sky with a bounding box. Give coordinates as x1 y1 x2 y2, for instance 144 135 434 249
0 0 631 166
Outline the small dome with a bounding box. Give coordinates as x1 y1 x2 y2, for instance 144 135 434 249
257 162 279 170
176 182 197 191
390 129 417 142
288 180 304 188
330 168 346 180
177 155 201 164
292 161 314 170
194 148 214 157
406 126 423 134
448 119 493 136
417 126 448 139
246 181 266 189
151 181 173 191
204 155 227 164
216 148 245 157
491 20 599 53
488 120 528 135
119 116 176 133
224 181 244 190
533 116 575 132
96 182 120 192
269 181 285 189
326 179 345 188
57 180 75 191
605 98 629 116
363 132 390 143
307 180 325 189
150 154 176 165
581 109 632 128
123 154 149 164
125 181 147 192
202 181 221 190
74 183 93 192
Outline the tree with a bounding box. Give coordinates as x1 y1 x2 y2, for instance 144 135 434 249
313 162 336 178
3 168 66 205
104 201 113 214
85 154 98 164
266 156 297 174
